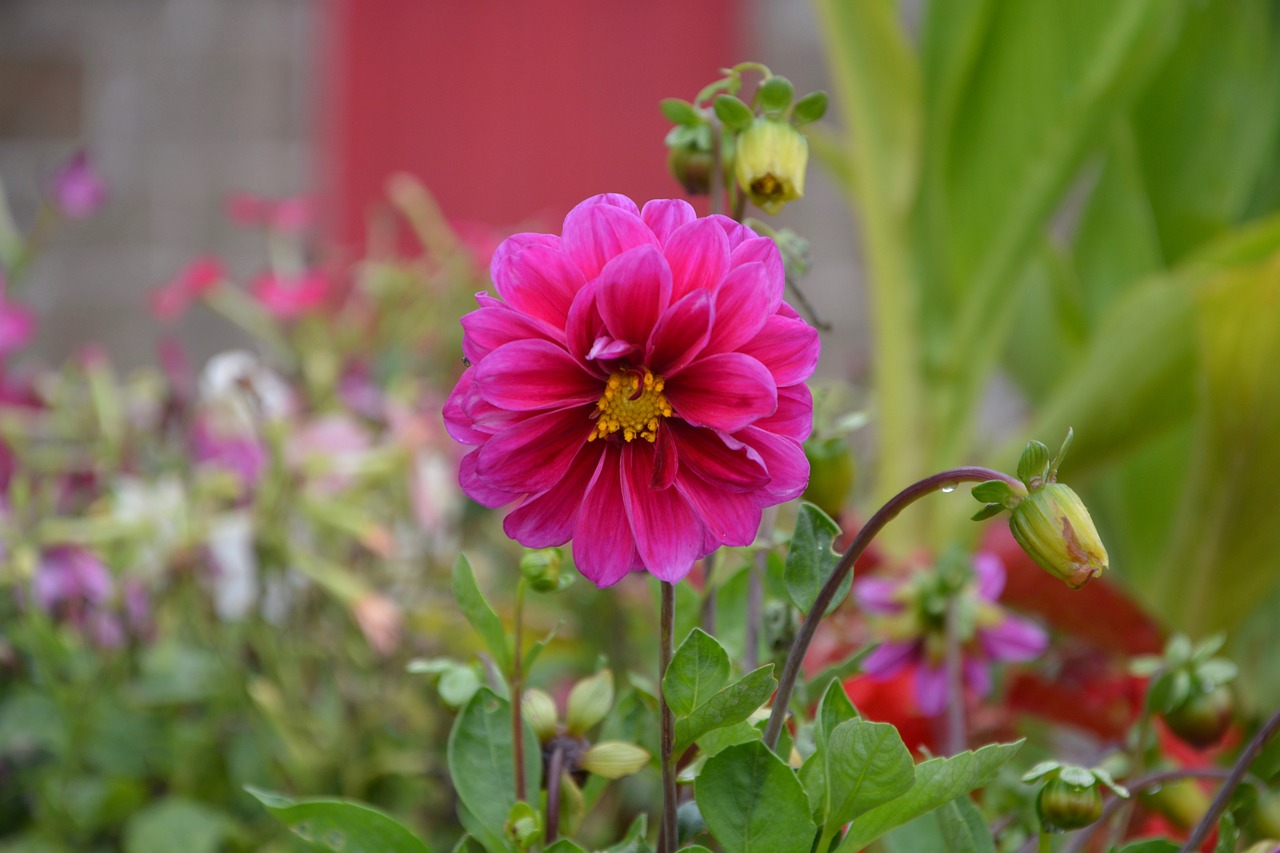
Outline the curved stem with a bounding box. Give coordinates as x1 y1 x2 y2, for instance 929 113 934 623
659 581 679 853
762 467 1020 751
545 743 564 843
1181 705 1280 852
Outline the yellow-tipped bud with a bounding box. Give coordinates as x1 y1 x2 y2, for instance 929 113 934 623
578 741 651 779
521 688 559 742
565 669 613 735
1009 483 1109 589
734 117 808 214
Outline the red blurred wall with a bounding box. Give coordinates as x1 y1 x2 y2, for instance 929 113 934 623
323 0 744 244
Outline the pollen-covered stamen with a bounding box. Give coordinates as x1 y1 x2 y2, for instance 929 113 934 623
588 367 672 443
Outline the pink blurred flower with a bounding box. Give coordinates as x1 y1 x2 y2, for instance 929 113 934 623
855 553 1048 717
225 192 313 234
192 417 267 491
0 299 36 357
287 413 371 494
250 269 328 318
150 256 225 322
444 194 819 586
31 546 124 646
51 149 107 218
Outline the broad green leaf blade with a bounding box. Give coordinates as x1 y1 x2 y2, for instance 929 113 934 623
784 503 847 615
814 678 859 752
446 689 540 853
452 555 509 673
674 666 777 755
696 741 816 853
543 842 587 853
835 741 1023 852
245 788 432 853
934 796 997 853
824 719 915 830
663 628 732 718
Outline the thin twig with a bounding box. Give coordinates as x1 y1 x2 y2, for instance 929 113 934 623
511 579 527 803
1181 706 1280 852
545 744 564 843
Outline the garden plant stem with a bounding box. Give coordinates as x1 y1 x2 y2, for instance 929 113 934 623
545 744 564 843
945 595 967 755
763 467 1021 751
510 579 527 804
1180 704 1280 852
659 580 679 853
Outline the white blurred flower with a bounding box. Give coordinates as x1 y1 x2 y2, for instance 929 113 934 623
198 350 293 435
206 512 257 621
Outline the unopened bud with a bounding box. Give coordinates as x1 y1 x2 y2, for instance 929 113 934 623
803 437 855 518
521 688 559 742
734 117 808 215
578 741 650 779
520 547 565 593
1009 482 1108 589
1037 777 1103 832
1163 684 1234 749
565 669 613 735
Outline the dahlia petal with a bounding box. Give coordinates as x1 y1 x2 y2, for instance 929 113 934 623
755 383 814 442
863 640 918 678
675 468 762 549
641 198 696 244
651 426 679 490
574 445 640 587
566 283 607 367
562 203 658 281
474 340 600 411
474 406 592 493
740 316 821 387
728 237 785 314
461 302 563 363
964 658 993 699
973 552 1006 601
443 371 487 445
915 664 949 716
706 214 757 249
665 353 777 432
459 449 524 508
490 236 585 327
978 616 1048 663
703 261 772 353
596 245 672 347
666 421 768 491
736 427 809 501
570 193 640 217
853 577 904 615
664 217 730 302
621 442 702 582
646 289 712 376
504 443 604 547
586 336 638 362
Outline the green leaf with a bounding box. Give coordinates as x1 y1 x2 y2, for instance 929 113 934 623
245 787 431 853
446 689 540 853
792 91 830 125
696 741 816 853
784 503 846 615
452 555 509 673
823 719 915 830
970 504 1005 522
663 628 732 718
971 480 1018 507
674 665 777 754
660 98 701 126
601 814 650 853
714 94 755 132
934 796 997 853
799 644 878 707
124 797 236 853
814 678 859 752
759 76 795 114
835 741 1023 852
543 843 586 853
1112 842 1180 853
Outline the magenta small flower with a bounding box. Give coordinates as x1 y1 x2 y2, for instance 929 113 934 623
150 256 226 322
250 269 328 318
444 194 819 586
855 552 1048 717
51 149 107 219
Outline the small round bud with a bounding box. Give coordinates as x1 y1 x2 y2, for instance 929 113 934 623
520 547 565 593
578 741 650 779
1037 777 1104 832
668 145 715 196
521 688 559 743
1163 684 1234 749
565 669 614 735
734 117 808 215
1009 482 1108 588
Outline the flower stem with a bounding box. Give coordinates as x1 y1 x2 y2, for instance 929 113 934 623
1038 830 1052 853
511 578 527 804
944 595 967 755
659 580 679 853
1180 704 1280 852
545 742 564 843
762 467 1020 751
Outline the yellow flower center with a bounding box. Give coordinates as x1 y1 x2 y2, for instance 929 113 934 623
588 368 672 443
751 173 784 201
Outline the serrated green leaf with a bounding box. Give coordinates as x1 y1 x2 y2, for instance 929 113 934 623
660 98 701 126
835 741 1023 852
452 555 509 673
815 679 859 751
674 666 777 754
932 795 997 853
800 644 878 707
784 503 847 615
792 91 830 125
244 788 432 853
696 741 816 853
823 719 915 831
714 94 755 132
543 841 586 853
663 628 732 718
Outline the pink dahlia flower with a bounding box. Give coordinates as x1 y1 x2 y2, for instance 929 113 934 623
444 194 819 586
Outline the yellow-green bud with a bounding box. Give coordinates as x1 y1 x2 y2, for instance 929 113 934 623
521 688 559 742
734 117 807 215
519 547 564 593
1009 482 1108 589
578 741 651 779
565 669 613 735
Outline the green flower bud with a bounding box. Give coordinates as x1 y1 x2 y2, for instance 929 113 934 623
734 117 808 214
520 547 566 593
1163 684 1234 749
1009 482 1108 589
1037 777 1104 832
803 436 855 518
578 741 650 779
565 669 613 735
521 688 559 743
